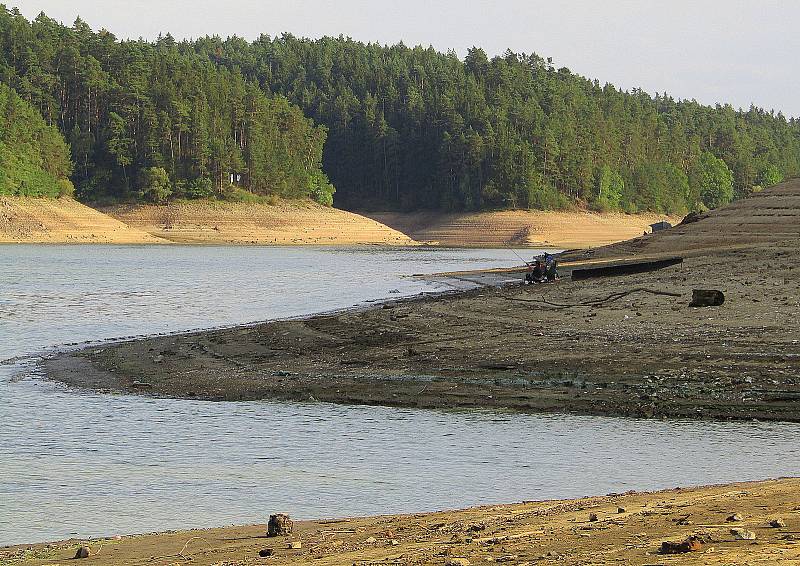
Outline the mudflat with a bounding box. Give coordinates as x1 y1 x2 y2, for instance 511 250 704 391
4 478 800 565
45 181 800 421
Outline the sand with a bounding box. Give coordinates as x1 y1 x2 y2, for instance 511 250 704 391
4 478 800 565
366 209 679 249
103 200 416 246
2 194 681 247
0 197 161 244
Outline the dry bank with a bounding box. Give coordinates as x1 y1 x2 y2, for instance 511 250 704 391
1 194 675 247
44 180 800 421
4 478 800 565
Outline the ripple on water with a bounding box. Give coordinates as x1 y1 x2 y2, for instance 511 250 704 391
2 245 797 545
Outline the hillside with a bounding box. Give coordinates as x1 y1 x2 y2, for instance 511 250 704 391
102 200 415 245
571 177 800 259
367 210 677 249
0 197 160 244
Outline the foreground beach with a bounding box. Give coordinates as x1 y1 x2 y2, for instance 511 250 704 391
4 478 800 565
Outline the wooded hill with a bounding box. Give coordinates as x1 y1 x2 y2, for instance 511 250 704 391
2 6 799 213
0 7 334 205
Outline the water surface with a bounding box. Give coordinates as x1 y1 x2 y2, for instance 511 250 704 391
2 245 797 545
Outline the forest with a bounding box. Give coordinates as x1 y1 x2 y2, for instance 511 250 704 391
0 7 334 204
1 5 799 213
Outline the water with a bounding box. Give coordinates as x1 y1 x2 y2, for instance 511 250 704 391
2 245 799 545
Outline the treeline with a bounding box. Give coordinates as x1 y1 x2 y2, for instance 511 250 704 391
0 7 334 205
0 81 72 196
197 35 800 213
2 7 799 213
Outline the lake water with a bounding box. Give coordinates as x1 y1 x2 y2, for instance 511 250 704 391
2 244 799 546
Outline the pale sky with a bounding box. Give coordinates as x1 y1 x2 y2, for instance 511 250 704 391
13 0 800 118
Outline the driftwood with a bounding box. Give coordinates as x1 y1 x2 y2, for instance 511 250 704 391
571 257 683 281
503 287 682 309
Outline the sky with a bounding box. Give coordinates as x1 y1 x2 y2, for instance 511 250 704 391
13 0 800 118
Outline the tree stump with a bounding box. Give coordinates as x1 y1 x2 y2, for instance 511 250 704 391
267 513 293 537
689 289 725 307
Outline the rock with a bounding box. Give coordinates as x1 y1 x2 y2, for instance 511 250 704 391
389 539 400 546
267 513 293 537
588 513 599 522
689 289 725 307
365 536 377 544
726 513 744 522
660 536 703 554
680 212 705 225
258 548 274 557
287 540 302 549
444 559 471 566
770 518 786 528
731 528 756 540
617 507 626 514
74 546 91 559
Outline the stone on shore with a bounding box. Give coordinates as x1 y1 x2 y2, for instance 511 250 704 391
731 528 757 540
267 513 293 537
660 536 703 554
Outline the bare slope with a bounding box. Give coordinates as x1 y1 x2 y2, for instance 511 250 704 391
0 197 161 244
104 200 416 245
366 209 677 248
581 179 800 259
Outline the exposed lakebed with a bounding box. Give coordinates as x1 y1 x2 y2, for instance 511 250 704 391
2 244 799 545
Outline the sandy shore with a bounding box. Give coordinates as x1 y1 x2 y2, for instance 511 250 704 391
4 478 800 565
45 181 800 421
2 195 679 247
102 200 416 246
0 197 161 244
366 209 678 248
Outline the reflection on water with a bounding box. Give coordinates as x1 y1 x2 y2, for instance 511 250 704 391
2 245 797 545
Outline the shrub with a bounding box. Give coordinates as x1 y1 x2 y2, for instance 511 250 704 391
185 177 214 199
138 167 172 203
57 178 75 198
309 170 335 206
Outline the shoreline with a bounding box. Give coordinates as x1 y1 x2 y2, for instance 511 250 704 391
5 478 800 564
42 203 800 421
41 182 797 421
2 195 676 248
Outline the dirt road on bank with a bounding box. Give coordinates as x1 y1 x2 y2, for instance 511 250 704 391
44 182 800 421
5 478 800 565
